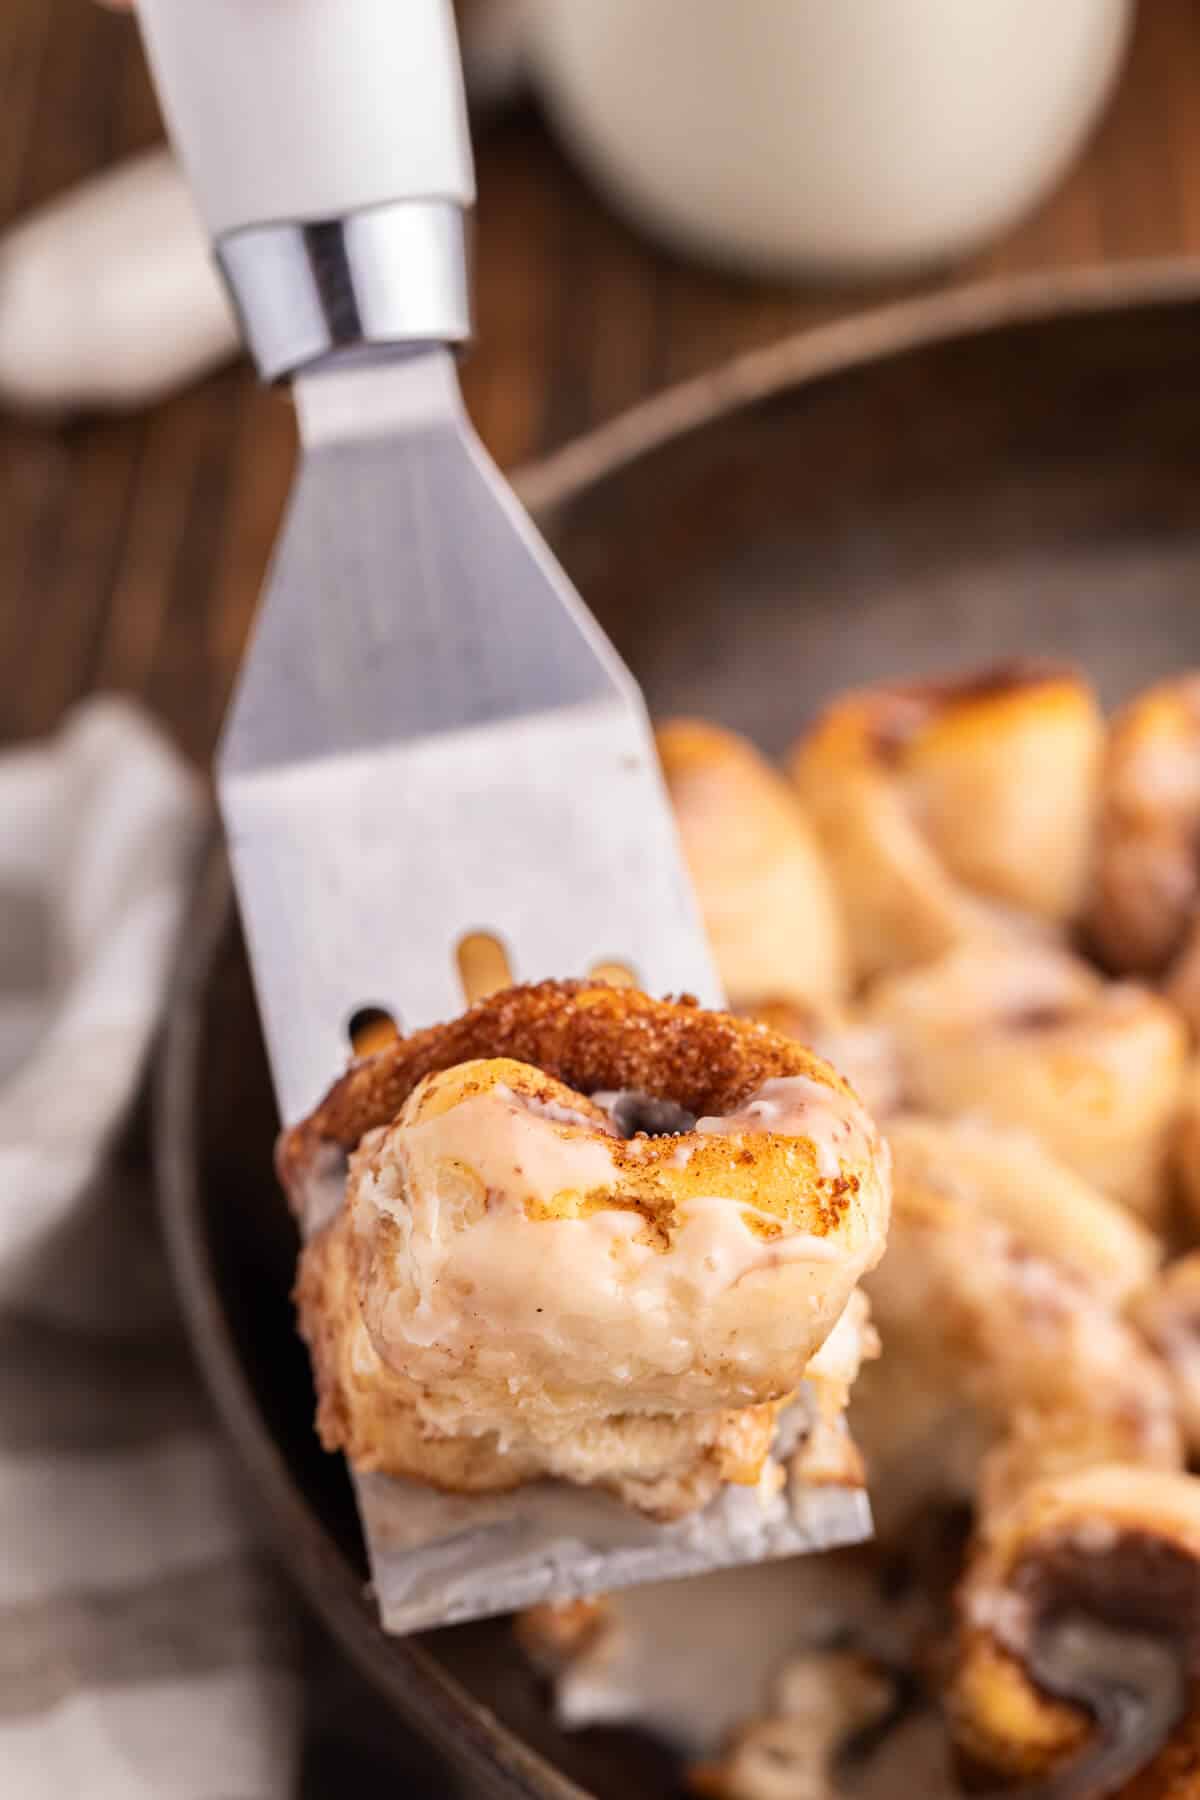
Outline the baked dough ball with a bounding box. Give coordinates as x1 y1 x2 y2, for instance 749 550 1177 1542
284 982 890 1517
854 1116 1180 1534
1087 673 1200 1031
789 664 1103 983
865 940 1188 1220
884 1114 1160 1307
658 718 848 1010
950 1467 1200 1789
1132 1251 1200 1458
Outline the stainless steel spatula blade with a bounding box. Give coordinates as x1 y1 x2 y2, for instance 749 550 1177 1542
137 0 873 1630
219 349 720 1123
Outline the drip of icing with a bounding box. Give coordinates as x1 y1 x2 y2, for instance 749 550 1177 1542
696 1075 878 1181
497 1083 616 1134
351 1074 883 1422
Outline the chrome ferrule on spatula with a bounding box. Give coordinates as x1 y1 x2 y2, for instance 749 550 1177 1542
135 0 721 1126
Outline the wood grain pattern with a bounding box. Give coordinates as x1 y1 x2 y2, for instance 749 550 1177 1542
4 0 1200 763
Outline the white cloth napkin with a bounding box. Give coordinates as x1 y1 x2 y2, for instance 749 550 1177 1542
0 700 300 1800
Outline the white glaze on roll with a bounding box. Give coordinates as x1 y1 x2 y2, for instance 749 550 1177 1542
697 1075 879 1182
346 1056 890 1438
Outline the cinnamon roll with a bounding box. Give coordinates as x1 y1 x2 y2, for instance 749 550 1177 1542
863 1142 1191 1790
657 719 848 1010
884 1114 1160 1307
788 663 1103 983
853 1117 1181 1534
870 1114 1197 1791
1087 673 1200 1030
283 982 891 1518
865 940 1188 1220
949 1466 1200 1788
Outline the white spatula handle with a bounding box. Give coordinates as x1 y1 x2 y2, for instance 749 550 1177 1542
135 0 475 378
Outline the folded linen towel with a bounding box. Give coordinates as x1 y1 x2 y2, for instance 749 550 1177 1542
0 700 300 1800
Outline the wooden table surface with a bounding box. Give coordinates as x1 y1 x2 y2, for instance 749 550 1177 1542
7 0 1200 764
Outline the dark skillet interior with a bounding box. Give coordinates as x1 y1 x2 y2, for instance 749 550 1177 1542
159 296 1200 1799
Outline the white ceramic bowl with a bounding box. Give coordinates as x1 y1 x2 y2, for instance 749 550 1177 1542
526 0 1132 280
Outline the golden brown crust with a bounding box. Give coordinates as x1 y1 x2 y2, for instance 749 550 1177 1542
352 1054 865 1243
865 941 1189 1221
949 1467 1200 1785
1175 1061 1200 1230
788 662 1104 982
1088 674 1200 980
278 979 852 1207
736 998 905 1121
1132 1252 1200 1459
1168 936 1200 1044
512 1598 612 1673
657 718 848 1010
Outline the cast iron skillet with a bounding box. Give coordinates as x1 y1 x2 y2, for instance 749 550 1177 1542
157 268 1200 1798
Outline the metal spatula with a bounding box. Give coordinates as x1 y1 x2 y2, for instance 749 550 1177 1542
136 0 871 1630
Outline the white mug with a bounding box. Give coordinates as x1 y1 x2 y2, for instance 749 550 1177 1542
525 0 1132 279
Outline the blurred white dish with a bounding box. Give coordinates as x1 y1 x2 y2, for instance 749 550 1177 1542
0 150 237 412
526 0 1132 279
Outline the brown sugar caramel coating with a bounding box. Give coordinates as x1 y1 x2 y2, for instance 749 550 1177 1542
864 659 1077 761
278 978 857 1201
788 662 1105 985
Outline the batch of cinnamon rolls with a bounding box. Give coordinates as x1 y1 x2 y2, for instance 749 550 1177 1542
280 661 1200 1799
